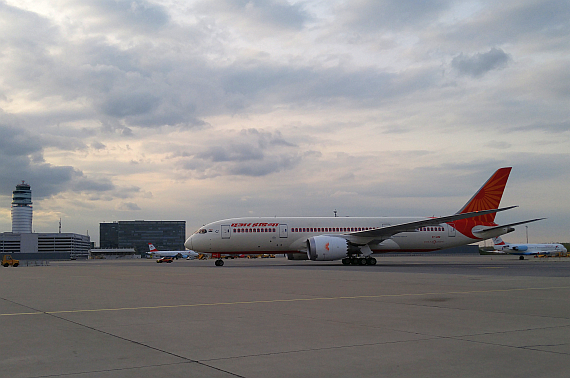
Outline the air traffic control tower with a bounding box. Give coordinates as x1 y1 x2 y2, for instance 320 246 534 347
11 181 33 233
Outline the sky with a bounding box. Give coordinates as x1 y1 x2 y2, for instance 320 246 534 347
0 0 568 245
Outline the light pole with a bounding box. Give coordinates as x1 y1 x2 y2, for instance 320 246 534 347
526 225 529 243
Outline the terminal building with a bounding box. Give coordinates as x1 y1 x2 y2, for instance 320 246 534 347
0 181 91 260
100 220 186 256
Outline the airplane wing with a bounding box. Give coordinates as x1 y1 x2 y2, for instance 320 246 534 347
345 206 516 243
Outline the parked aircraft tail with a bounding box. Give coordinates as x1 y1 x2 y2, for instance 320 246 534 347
456 167 512 223
492 236 506 246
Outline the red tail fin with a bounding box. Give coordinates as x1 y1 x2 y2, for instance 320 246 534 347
456 167 512 223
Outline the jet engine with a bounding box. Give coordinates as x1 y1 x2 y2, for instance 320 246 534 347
307 236 355 261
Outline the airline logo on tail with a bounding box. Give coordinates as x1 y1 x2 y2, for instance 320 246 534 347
453 167 512 238
148 243 159 252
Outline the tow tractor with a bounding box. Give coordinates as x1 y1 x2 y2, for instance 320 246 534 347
2 255 19 267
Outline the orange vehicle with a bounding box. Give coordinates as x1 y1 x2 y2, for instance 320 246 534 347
156 257 174 263
2 255 19 267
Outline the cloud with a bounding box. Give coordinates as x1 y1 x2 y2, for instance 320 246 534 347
177 128 302 177
439 1 570 50
193 0 311 32
70 0 171 35
0 123 118 200
341 0 450 31
452 48 511 77
91 141 106 150
220 63 440 110
117 202 142 211
511 121 570 134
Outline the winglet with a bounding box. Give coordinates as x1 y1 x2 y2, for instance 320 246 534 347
456 167 512 223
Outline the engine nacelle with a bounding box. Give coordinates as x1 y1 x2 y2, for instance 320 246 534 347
307 236 351 261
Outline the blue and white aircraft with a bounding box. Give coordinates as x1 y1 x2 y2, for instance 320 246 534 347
492 236 567 260
147 243 200 259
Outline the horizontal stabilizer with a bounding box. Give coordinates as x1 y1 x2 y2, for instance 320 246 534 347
472 218 545 235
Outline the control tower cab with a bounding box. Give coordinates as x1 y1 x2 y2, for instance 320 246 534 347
11 181 33 233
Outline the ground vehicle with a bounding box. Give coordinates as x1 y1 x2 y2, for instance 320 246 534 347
156 257 174 263
2 255 19 267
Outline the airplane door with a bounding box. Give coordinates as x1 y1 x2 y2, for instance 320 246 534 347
221 225 231 239
279 224 288 238
448 223 456 237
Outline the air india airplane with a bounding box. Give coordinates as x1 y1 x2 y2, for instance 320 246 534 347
185 167 542 266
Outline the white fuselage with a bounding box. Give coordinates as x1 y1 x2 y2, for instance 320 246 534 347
148 250 199 258
495 243 567 256
185 216 480 255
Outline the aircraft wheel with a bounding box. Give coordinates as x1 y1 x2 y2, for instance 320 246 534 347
358 258 366 266
350 258 358 265
519 256 524 260
215 259 224 266
367 257 377 265
342 258 350 265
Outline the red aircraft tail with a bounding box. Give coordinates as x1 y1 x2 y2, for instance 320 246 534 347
456 167 512 224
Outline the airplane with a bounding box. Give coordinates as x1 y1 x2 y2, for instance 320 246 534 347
185 167 544 266
492 236 567 260
147 243 200 260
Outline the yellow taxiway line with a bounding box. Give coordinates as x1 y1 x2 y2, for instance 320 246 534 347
2 286 570 317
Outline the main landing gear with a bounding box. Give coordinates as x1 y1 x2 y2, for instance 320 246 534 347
341 257 377 266
215 259 225 266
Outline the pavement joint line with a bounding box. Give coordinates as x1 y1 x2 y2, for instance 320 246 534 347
2 285 570 317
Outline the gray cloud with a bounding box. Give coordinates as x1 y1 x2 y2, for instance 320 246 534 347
220 64 440 109
0 124 116 199
193 0 310 31
511 121 570 134
341 0 450 31
452 48 511 77
118 202 142 211
178 129 302 177
91 141 106 150
440 1 570 50
70 0 171 34
0 0 443 135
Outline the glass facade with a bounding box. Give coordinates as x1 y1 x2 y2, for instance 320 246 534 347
100 221 186 254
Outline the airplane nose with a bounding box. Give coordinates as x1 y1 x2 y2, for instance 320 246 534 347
184 236 193 250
